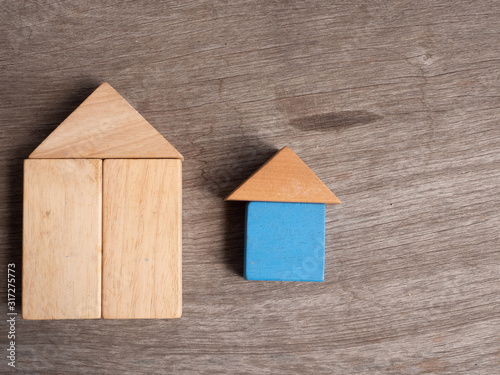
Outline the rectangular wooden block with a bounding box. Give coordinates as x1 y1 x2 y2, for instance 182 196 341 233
23 159 102 319
102 159 182 319
244 201 325 282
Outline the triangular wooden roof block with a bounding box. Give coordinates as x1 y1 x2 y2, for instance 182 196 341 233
29 83 183 159
225 147 340 204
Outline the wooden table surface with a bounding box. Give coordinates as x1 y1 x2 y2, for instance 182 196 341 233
1 1 499 374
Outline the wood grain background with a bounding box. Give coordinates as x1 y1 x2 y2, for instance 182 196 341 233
1 1 499 374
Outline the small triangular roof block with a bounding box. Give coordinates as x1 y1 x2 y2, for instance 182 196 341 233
225 147 340 204
29 83 183 159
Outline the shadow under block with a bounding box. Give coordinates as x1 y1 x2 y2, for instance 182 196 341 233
22 159 102 319
245 201 325 282
102 159 182 319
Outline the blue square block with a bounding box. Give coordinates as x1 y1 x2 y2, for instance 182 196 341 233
245 201 325 282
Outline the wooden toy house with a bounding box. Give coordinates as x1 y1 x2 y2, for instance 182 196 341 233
225 147 340 281
23 83 183 319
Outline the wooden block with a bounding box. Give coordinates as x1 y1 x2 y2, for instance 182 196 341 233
29 83 183 160
22 159 102 319
225 147 340 204
245 201 325 282
102 159 182 319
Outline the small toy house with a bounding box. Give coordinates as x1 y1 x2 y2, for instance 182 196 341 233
225 147 340 282
23 83 183 319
